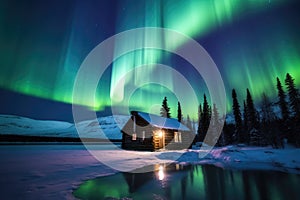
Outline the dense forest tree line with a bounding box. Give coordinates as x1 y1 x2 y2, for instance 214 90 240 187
160 73 300 148
197 73 300 148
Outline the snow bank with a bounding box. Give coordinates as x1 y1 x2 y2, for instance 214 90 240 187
190 145 300 173
72 145 300 175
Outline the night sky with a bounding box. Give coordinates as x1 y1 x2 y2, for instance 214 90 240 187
0 0 299 121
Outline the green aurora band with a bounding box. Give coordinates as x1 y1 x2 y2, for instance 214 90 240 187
0 0 299 119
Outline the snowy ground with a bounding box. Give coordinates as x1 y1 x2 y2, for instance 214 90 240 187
1 144 299 199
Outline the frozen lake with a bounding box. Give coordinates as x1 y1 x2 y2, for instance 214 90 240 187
0 144 118 199
1 144 299 199
74 163 300 200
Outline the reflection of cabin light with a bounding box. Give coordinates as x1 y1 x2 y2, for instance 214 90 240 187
158 165 164 180
158 130 163 138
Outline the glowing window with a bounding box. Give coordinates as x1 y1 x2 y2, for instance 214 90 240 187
142 131 145 140
174 132 182 143
132 133 137 141
174 132 178 143
178 132 182 143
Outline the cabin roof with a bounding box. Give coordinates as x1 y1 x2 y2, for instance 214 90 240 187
131 111 190 131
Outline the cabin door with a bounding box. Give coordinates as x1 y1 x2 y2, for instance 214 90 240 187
154 130 164 150
158 136 163 149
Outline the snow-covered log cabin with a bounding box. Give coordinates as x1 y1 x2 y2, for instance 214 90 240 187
121 111 194 151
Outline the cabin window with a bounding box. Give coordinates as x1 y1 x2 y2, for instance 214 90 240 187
132 133 137 141
142 131 145 141
178 132 182 143
174 132 182 143
174 132 178 143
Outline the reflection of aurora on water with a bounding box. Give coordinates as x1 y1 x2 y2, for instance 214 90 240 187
0 0 299 119
74 163 300 199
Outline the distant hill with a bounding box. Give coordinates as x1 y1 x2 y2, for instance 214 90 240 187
0 114 130 141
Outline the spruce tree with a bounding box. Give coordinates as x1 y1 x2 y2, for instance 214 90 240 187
261 93 275 123
202 94 210 131
177 101 182 122
246 89 258 130
212 103 223 146
285 73 300 146
222 121 229 145
285 73 300 118
197 104 203 142
243 100 248 134
223 121 235 145
232 89 243 143
276 77 289 120
246 89 260 145
276 77 289 147
261 93 277 147
160 97 171 118
200 94 211 142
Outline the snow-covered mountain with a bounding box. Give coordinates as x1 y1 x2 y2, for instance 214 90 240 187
72 115 130 139
0 114 130 140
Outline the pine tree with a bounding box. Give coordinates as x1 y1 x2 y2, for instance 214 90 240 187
197 104 203 142
160 97 171 118
246 89 258 130
275 77 289 147
212 103 223 146
200 94 211 142
243 100 248 135
261 93 275 123
223 121 235 145
285 73 300 146
246 89 260 145
219 115 227 146
276 77 289 120
222 121 229 145
232 89 243 143
285 73 300 118
177 101 182 122
261 93 278 147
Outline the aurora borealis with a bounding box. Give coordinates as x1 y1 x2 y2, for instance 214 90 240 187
0 0 300 120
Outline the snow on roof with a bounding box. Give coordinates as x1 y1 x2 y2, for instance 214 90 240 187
132 111 190 131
